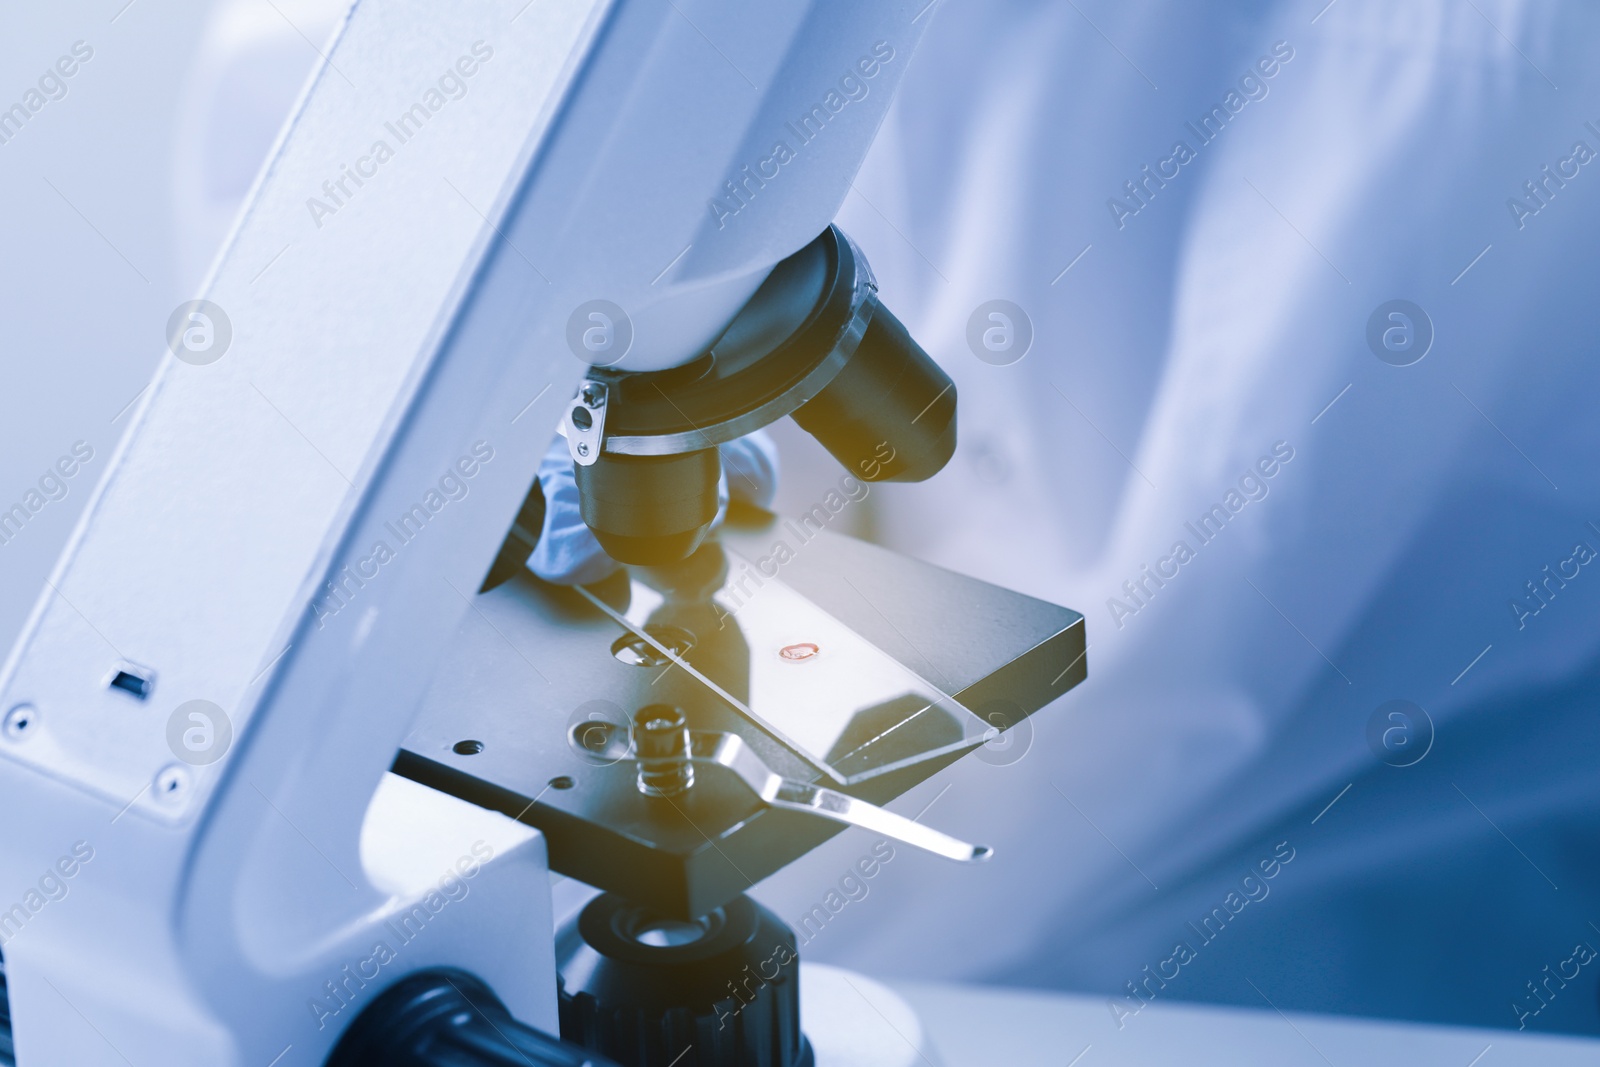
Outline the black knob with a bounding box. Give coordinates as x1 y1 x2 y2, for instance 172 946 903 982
326 968 619 1067
558 893 812 1067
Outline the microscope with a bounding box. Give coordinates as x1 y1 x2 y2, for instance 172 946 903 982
0 2 1083 1064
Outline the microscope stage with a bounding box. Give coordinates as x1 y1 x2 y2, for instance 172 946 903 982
395 511 1084 918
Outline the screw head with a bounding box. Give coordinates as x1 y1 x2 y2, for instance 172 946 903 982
3 703 37 740
154 764 192 804
576 441 591 456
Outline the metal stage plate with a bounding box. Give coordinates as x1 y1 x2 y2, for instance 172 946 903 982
395 508 1086 918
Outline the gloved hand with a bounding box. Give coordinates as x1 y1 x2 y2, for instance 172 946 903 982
528 429 780 585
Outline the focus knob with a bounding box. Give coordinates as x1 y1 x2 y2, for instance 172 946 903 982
326 969 618 1067
558 893 812 1067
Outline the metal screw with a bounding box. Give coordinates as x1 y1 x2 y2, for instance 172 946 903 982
634 705 693 797
576 441 590 457
3 703 37 740
154 764 192 804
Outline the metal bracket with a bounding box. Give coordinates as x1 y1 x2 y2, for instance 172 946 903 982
576 720 991 864
563 379 608 466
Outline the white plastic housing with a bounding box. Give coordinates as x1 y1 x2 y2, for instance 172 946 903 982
0 0 934 1064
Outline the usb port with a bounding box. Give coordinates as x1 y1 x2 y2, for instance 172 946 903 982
108 668 152 700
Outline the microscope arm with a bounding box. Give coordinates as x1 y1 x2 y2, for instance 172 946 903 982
0 3 947 1063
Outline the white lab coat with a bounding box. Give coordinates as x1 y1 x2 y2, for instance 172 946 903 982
756 0 1600 1036
175 0 1600 1036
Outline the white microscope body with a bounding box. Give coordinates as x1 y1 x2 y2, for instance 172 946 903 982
0 1 937 1063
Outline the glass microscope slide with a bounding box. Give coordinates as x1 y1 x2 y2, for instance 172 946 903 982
590 545 993 785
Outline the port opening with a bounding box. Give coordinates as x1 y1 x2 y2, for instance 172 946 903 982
108 667 152 700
